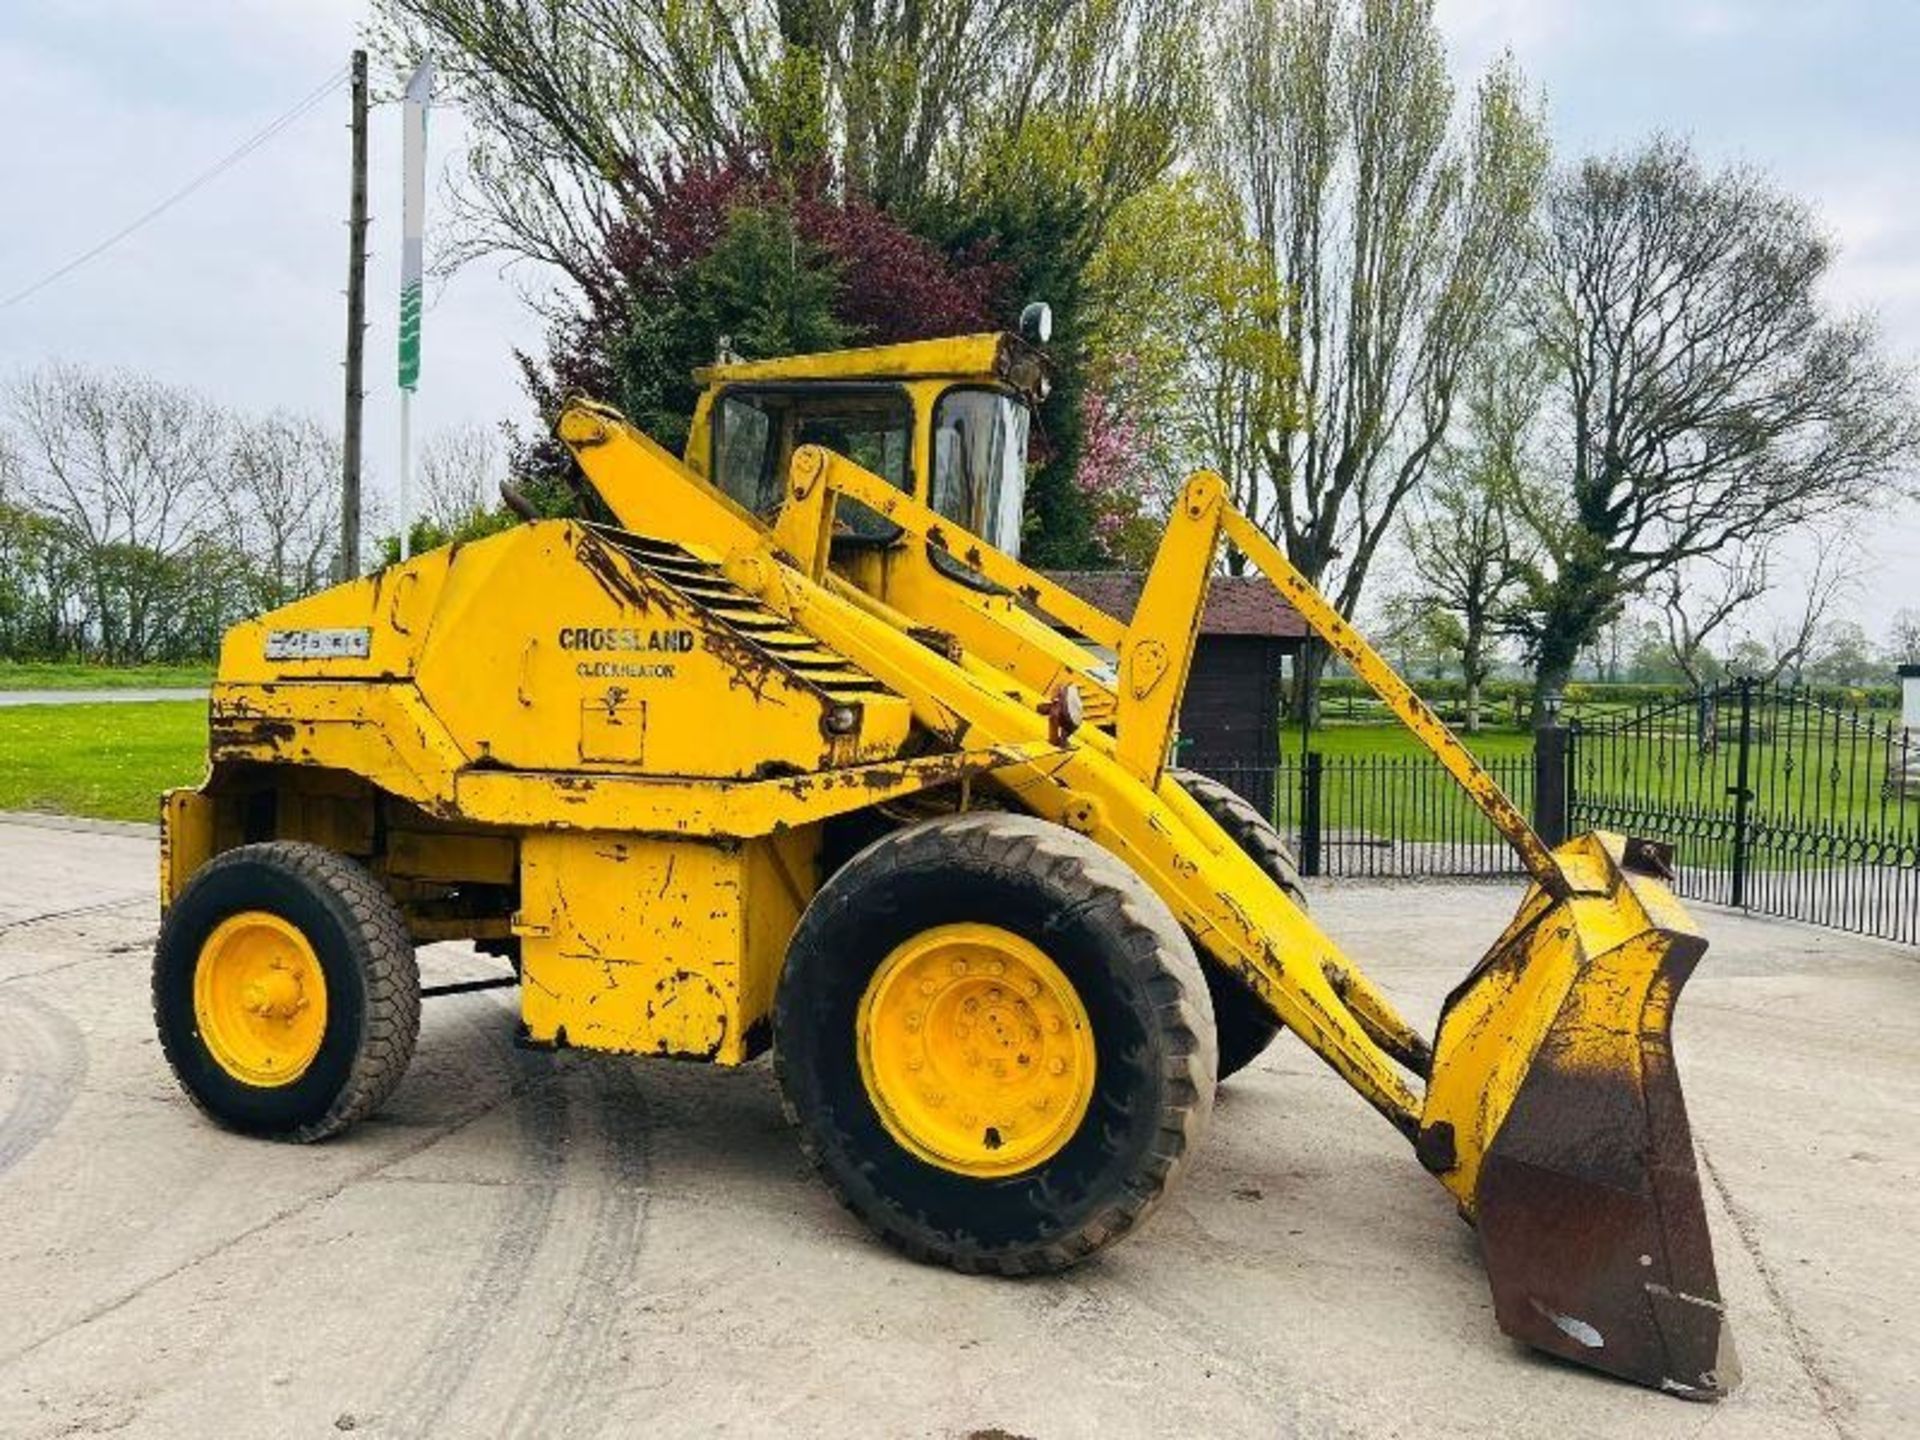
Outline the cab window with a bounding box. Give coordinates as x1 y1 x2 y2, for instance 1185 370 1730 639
712 386 912 541
930 388 1030 558
714 394 777 512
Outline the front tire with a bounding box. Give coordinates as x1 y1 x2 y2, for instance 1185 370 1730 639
154 842 420 1142
774 812 1216 1274
1170 768 1308 1081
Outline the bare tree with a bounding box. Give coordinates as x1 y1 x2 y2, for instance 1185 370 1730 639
1656 546 1853 686
1656 549 1767 690
1399 342 1544 730
221 414 343 609
1760 539 1853 684
3 365 228 662
1514 138 1920 718
418 422 507 536
1656 535 1850 752
1208 0 1549 719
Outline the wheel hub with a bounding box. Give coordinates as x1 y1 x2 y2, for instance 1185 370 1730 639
192 911 328 1087
857 923 1095 1177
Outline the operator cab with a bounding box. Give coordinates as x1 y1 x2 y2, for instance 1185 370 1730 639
685 330 1049 564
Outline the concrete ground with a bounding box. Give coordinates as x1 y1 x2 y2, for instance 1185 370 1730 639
0 817 1912 1440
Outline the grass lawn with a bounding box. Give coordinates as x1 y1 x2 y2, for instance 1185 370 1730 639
1229 717 1917 864
0 660 213 691
0 701 207 823
1274 723 1533 762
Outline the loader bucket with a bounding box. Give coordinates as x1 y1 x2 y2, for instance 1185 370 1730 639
1418 832 1738 1399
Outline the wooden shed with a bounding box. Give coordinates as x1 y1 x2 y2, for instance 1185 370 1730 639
1042 571 1307 803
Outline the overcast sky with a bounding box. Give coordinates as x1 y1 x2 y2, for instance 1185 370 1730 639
1 1 1914 640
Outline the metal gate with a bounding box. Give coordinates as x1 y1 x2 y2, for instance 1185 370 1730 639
1571 680 1920 944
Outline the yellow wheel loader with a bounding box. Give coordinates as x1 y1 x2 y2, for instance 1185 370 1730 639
154 329 1736 1398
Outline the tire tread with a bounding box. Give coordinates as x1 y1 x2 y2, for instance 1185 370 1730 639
153 841 420 1142
1168 768 1307 1080
773 811 1216 1276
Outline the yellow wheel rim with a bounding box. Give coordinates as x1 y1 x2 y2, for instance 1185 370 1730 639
857 923 1096 1178
192 911 328 1088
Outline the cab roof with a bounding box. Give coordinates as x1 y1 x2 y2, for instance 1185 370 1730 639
693 332 1050 403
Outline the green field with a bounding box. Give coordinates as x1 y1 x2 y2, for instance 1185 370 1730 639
0 661 213 691
1273 724 1533 761
0 701 207 822
1267 725 1915 864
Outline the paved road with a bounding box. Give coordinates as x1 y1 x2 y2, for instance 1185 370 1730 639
0 688 207 707
0 818 1913 1438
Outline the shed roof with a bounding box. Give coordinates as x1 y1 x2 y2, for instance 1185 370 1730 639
1041 570 1308 641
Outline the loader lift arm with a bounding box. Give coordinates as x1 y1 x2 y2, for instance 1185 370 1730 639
748 440 1737 1401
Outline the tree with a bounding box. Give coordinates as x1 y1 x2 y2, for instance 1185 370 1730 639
1207 0 1548 719
418 422 509 537
1654 531 1851 690
1803 620 1878 687
3 365 229 662
1760 538 1853 684
381 1 1204 563
1072 376 1162 566
1398 342 1543 730
1624 615 1686 685
614 200 852 452
375 0 1197 304
1084 172 1297 542
1374 591 1458 680
513 155 1007 503
220 413 343 609
0 438 77 658
1514 138 1920 717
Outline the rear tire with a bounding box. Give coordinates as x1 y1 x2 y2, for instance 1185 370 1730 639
154 842 419 1142
1170 768 1307 1081
774 812 1216 1274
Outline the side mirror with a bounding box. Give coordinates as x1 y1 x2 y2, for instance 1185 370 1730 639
1019 301 1053 346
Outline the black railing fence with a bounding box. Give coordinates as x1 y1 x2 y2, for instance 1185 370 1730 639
1570 679 1919 945
1189 753 1537 882
1185 679 1919 946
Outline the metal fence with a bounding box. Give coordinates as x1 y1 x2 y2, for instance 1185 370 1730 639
1571 680 1920 945
1190 753 1536 881
1188 679 1920 945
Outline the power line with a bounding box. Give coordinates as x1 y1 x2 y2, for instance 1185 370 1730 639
0 64 351 312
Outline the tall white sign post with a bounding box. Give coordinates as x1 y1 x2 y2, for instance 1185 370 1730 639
397 59 435 560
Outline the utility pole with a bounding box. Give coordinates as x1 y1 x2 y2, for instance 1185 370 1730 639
340 48 369 579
